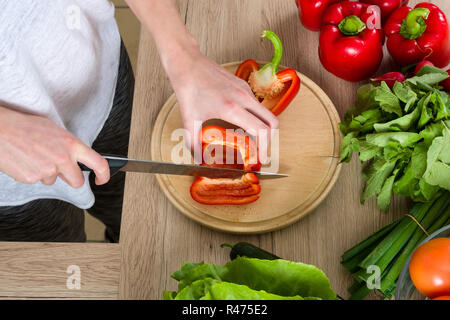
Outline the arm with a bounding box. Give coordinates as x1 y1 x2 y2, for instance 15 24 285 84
125 0 278 163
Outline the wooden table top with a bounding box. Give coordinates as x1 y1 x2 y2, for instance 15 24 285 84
119 0 449 299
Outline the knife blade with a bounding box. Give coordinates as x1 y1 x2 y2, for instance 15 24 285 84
79 155 289 180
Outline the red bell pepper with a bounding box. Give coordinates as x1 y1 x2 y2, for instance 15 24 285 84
385 2 450 68
295 0 344 31
360 0 409 24
235 30 300 116
190 126 261 205
319 1 384 82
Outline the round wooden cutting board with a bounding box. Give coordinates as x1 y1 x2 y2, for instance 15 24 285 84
151 62 342 234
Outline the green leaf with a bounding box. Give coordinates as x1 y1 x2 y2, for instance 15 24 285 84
393 162 420 198
358 140 382 162
374 82 403 117
340 131 359 163
366 132 421 148
407 65 450 87
168 257 337 300
393 82 417 113
362 160 397 203
418 93 434 128
377 168 399 212
419 122 446 146
423 125 450 190
411 142 428 178
172 279 307 300
373 100 421 132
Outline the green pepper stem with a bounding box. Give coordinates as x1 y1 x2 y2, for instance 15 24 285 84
338 15 366 36
400 8 430 40
259 30 283 74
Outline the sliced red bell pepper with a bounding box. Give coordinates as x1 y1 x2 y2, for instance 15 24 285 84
384 3 450 68
360 0 409 25
295 0 345 31
319 1 385 82
235 30 300 116
190 125 261 205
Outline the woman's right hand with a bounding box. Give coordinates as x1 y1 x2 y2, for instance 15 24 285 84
0 106 110 187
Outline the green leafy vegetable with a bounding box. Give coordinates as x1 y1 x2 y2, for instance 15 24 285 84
340 66 450 211
164 257 337 300
423 125 450 189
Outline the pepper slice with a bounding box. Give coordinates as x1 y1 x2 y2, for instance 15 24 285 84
190 125 261 205
235 30 300 116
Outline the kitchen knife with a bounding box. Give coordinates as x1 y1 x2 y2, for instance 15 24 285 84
79 154 289 180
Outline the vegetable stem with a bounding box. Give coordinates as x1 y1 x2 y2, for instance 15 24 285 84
400 8 430 40
338 15 366 36
259 30 283 74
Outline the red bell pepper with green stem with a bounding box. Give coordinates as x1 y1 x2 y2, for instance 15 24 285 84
190 126 261 205
235 30 300 116
385 2 450 68
295 0 344 31
360 0 409 25
319 1 384 82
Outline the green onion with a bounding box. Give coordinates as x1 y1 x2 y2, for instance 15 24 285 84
342 192 450 299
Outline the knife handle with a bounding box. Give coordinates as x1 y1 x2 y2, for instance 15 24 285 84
78 154 127 177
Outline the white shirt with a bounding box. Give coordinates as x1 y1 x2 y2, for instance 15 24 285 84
0 0 121 209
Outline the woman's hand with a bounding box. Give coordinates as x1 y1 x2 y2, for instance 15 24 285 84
165 45 279 164
126 0 279 164
0 106 109 187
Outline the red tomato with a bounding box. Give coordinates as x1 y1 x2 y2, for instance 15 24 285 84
409 238 450 299
433 296 450 300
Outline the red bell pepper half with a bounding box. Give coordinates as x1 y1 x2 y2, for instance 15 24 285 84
360 0 409 25
385 2 450 68
295 0 344 31
190 126 261 205
235 30 300 116
319 1 385 82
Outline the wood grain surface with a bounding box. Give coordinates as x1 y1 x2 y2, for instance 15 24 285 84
119 0 449 299
0 243 120 299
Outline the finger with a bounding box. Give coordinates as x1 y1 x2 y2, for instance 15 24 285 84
76 146 110 185
57 160 86 188
241 96 279 129
222 108 270 164
58 173 71 186
184 119 203 164
41 175 58 186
